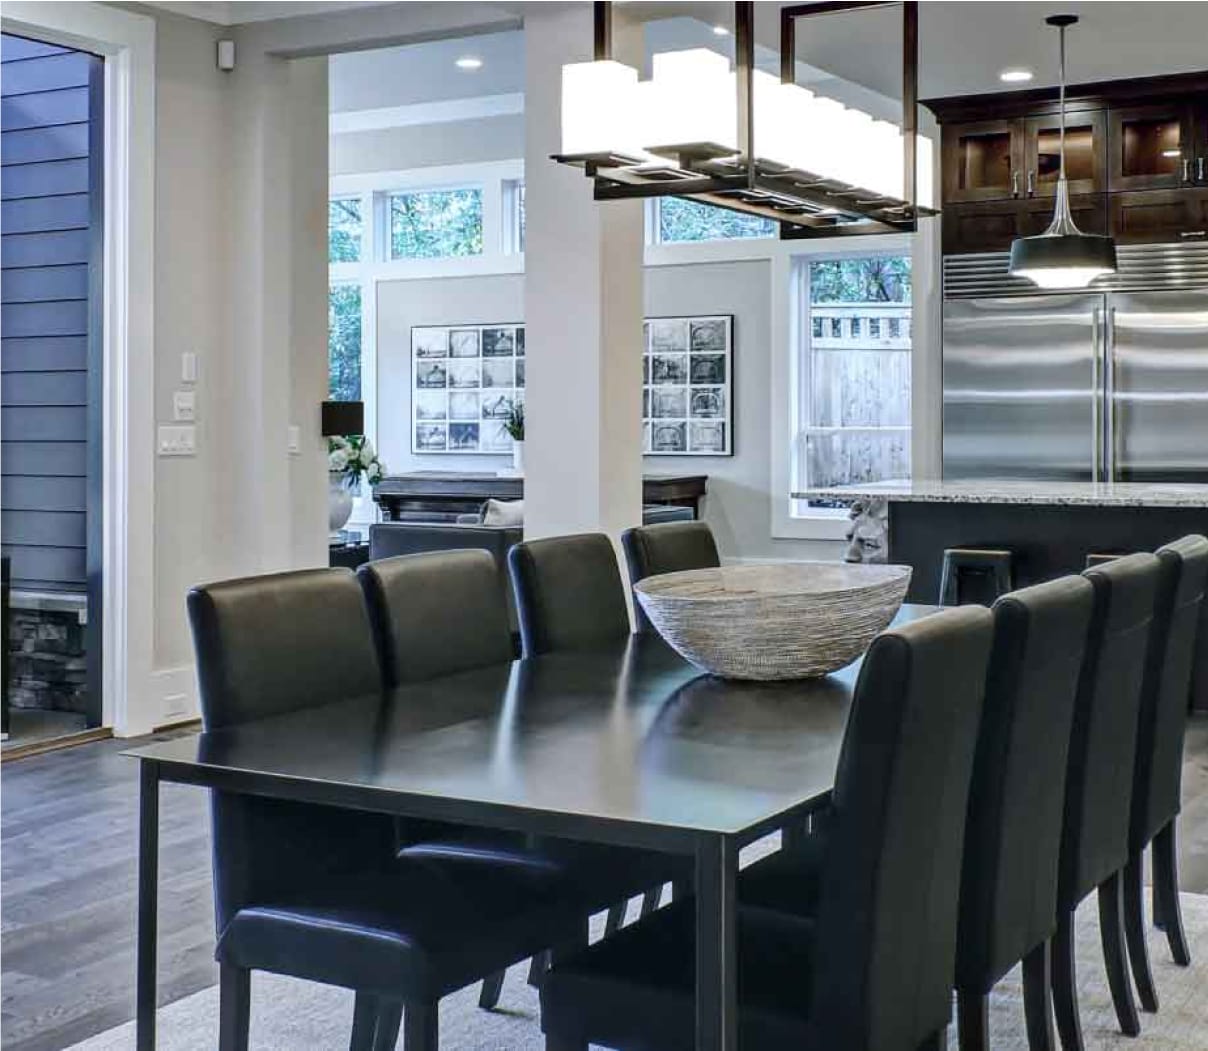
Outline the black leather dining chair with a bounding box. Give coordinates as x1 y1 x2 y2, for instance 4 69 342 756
508 533 631 657
1123 534 1208 1012
621 520 721 633
356 550 693 1005
188 568 608 1051
954 576 1094 1051
540 605 995 1051
1051 553 1160 1049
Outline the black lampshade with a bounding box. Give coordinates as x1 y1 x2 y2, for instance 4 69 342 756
1008 231 1118 289
321 400 364 437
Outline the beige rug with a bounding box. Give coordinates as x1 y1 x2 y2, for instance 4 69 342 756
67 893 1208 1050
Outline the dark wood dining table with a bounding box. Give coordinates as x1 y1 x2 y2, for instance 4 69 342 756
127 604 937 1051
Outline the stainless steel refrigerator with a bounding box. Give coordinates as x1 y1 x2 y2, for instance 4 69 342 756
942 248 1208 483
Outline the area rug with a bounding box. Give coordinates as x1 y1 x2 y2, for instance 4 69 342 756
67 893 1208 1050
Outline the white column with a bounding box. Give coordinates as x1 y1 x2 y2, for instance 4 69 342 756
523 7 645 542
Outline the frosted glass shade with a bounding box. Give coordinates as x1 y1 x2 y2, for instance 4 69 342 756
560 59 640 157
648 49 736 150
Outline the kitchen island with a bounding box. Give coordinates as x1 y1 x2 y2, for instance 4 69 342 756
796 479 1208 710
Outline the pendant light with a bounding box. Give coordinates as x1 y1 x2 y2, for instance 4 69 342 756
1008 15 1117 289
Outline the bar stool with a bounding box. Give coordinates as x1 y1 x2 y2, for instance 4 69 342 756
939 547 1015 607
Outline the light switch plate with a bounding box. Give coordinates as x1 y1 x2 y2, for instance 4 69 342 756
173 390 196 422
287 425 301 455
181 352 198 384
158 425 196 456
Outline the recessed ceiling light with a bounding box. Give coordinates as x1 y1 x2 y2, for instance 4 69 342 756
455 56 483 71
711 25 730 36
999 68 1034 83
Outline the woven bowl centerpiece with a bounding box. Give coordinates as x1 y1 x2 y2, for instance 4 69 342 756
634 562 912 681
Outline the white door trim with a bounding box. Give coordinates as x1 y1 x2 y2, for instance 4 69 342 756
2 2 157 736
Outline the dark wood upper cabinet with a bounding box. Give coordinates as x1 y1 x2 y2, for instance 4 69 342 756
942 119 1024 203
1110 189 1208 244
1108 103 1195 191
943 195 1106 255
1024 111 1106 197
926 72 1208 253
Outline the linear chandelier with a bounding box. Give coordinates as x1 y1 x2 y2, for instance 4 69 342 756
552 1 936 238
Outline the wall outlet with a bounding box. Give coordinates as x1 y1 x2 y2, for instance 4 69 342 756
181 352 198 383
287 424 300 455
173 390 196 422
158 425 196 456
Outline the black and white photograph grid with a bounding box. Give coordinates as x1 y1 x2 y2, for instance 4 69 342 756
644 315 733 455
411 324 524 453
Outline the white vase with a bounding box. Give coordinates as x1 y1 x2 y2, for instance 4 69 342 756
512 439 525 476
328 472 354 537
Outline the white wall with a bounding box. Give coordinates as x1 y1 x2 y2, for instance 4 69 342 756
331 115 523 174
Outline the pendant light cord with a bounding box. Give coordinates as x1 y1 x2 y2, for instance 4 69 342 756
1058 21 1066 181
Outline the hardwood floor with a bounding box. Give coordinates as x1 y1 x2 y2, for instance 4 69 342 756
2 718 1208 1051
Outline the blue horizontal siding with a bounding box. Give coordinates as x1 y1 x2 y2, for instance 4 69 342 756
2 369 87 406
0 52 91 95
1 509 84 547
2 35 97 592
1 157 89 198
2 475 87 512
1 335 88 372
1 86 89 131
1 228 91 267
1 405 87 441
1 264 89 303
1 122 89 166
1 299 89 337
1 36 71 62
1 193 90 233
0 441 86 477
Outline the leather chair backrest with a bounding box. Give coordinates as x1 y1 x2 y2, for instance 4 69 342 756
957 575 1094 993
621 521 721 633
1131 534 1208 851
187 569 391 932
1059 552 1160 909
507 533 631 656
810 606 994 1051
357 549 514 687
187 568 381 731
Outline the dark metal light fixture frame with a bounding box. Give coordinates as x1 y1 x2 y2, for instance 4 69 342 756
551 0 935 238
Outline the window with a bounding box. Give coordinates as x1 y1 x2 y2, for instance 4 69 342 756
328 197 362 263
328 283 362 401
503 179 526 254
389 187 483 260
795 254 912 511
655 197 776 244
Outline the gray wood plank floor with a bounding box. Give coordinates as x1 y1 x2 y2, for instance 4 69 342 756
3 719 1208 1051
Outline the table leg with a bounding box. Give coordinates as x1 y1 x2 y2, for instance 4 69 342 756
137 760 160 1051
695 834 738 1051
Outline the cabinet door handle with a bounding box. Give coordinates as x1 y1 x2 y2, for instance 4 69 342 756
1026 169 1035 196
1184 158 1193 183
1012 170 1021 198
1199 157 1206 182
1180 230 1207 239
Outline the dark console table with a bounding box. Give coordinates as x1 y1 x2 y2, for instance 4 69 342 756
373 472 708 521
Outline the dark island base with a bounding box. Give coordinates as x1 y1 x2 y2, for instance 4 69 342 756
889 500 1208 711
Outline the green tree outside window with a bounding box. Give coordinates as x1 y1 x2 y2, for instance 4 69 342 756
390 189 483 259
329 198 362 263
329 284 362 402
809 257 911 303
657 197 776 243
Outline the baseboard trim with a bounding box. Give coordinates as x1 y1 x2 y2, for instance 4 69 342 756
0 726 113 763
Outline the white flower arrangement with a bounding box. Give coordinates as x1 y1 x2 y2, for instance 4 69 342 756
328 435 386 487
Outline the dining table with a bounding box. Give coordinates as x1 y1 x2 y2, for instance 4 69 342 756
127 603 937 1051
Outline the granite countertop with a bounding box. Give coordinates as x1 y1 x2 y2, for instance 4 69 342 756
792 479 1208 508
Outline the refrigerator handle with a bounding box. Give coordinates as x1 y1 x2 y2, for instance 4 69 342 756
1105 305 1117 481
1092 305 1102 482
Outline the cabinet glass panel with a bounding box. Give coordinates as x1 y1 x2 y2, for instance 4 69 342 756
1120 115 1182 179
1035 123 1096 187
958 131 1014 193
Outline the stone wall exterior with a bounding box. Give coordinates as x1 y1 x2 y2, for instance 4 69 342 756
7 608 89 714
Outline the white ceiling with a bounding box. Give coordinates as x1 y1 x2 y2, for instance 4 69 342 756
147 1 393 27
326 1 1208 119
